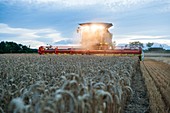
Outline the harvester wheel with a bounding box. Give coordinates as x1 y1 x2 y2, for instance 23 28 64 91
139 56 142 61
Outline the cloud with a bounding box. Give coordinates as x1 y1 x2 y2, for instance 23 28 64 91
159 5 170 13
0 23 68 48
114 34 170 45
131 37 170 40
0 0 161 12
0 23 170 49
1 0 169 16
54 39 72 45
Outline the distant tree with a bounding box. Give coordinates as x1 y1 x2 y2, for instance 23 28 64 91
0 41 5 53
129 41 143 48
160 44 163 48
146 42 154 47
112 41 116 47
125 44 128 47
0 41 37 53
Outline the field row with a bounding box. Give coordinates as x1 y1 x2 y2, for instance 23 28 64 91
140 60 170 113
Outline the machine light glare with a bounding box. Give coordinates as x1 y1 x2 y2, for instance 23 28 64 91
81 25 104 32
91 25 104 32
81 26 90 31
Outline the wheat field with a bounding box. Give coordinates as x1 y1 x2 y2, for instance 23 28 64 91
0 54 144 113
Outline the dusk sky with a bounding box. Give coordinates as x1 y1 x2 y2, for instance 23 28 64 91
0 0 170 48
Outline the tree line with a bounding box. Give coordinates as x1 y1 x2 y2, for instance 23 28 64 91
129 41 154 48
0 41 37 53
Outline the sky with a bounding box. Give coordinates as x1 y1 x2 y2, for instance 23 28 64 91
0 0 170 48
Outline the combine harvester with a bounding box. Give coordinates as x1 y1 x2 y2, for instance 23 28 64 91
38 22 143 60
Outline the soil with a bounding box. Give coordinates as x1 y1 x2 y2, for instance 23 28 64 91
124 63 149 113
141 59 170 113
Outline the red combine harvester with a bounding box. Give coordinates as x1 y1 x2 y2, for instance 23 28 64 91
38 22 143 60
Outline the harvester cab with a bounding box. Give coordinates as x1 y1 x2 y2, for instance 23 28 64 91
77 23 113 50
38 22 143 61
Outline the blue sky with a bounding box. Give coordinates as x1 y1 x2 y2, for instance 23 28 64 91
0 0 170 48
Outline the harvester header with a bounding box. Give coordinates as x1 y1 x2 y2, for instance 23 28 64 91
38 22 143 60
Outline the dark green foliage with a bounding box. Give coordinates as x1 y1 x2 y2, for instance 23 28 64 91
129 41 144 47
146 42 154 47
0 41 37 53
